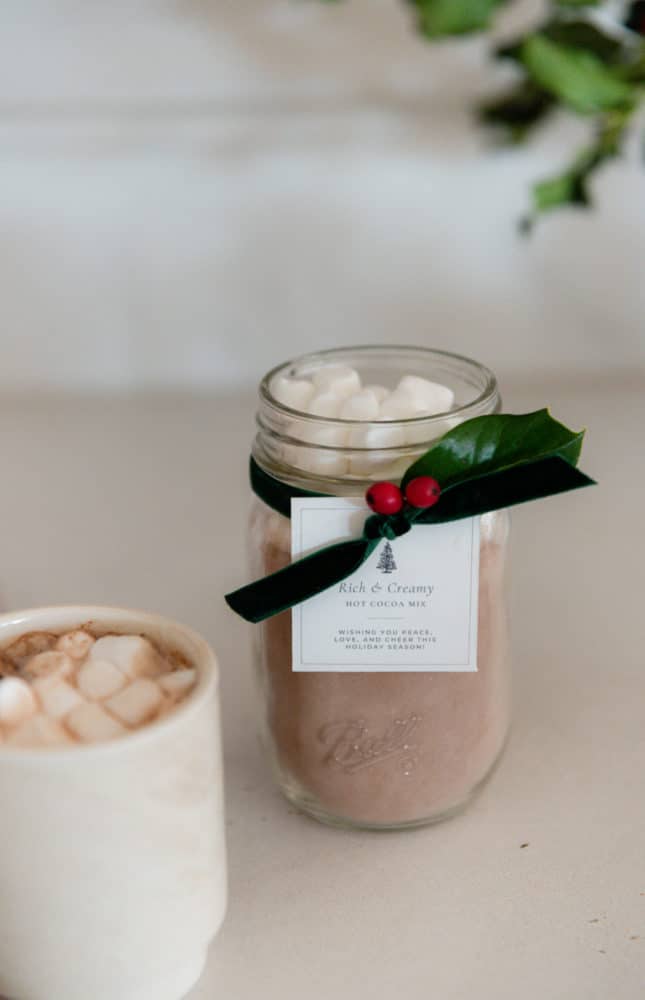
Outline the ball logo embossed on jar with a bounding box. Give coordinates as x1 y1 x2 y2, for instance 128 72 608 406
318 715 421 775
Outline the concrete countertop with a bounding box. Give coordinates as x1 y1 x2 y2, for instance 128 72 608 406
1 376 642 999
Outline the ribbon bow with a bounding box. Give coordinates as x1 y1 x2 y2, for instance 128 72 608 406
225 410 595 623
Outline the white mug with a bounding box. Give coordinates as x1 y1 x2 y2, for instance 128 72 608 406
0 606 227 1000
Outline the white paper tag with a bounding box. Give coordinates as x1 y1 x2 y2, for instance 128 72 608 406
291 497 479 673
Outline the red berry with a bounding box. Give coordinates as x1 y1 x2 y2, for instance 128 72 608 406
405 476 441 509
365 481 403 515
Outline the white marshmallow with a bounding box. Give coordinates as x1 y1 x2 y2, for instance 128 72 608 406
339 391 380 421
290 422 347 448
271 375 315 411
89 635 162 681
7 714 72 748
347 424 406 477
363 385 389 404
4 632 56 666
24 651 74 682
33 677 84 720
158 669 197 699
306 392 342 418
77 659 127 700
405 414 461 446
311 365 361 399
347 424 406 450
396 376 455 414
0 677 38 728
55 629 95 660
105 679 163 727
378 392 421 421
66 702 126 743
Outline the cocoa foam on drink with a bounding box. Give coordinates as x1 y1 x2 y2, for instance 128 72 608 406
249 502 511 827
0 627 197 748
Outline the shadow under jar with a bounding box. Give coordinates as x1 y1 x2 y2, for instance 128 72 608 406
249 346 511 830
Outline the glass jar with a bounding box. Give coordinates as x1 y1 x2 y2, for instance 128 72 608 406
248 346 511 830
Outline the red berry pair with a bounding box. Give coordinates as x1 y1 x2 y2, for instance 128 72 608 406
365 476 441 515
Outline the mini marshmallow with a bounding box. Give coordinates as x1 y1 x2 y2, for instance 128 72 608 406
347 424 407 477
378 392 421 421
290 422 348 448
7 714 72 748
105 679 163 727
158 669 197 699
396 376 455 414
55 629 95 660
0 677 38 728
363 385 389 404
77 659 127 701
24 651 74 682
66 702 126 744
271 375 315 411
33 677 84 720
405 414 461 446
311 365 361 399
89 635 162 681
339 391 380 421
306 392 342 418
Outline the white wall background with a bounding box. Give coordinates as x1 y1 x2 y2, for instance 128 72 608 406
0 0 643 390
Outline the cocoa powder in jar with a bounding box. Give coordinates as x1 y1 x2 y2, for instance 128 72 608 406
249 500 511 827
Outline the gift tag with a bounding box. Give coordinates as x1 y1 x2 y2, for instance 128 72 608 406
291 497 479 672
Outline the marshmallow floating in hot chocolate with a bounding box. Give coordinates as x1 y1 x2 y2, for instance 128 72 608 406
0 629 197 749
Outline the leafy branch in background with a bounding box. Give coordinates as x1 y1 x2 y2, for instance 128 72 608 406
326 0 645 226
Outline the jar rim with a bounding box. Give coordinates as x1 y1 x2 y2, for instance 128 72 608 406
259 344 499 426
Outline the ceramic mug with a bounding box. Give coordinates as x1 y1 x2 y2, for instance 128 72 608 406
0 606 227 1000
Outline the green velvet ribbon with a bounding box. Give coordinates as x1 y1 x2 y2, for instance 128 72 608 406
225 411 596 623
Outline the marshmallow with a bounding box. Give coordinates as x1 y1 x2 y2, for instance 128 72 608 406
291 422 347 448
159 669 197 699
66 702 126 743
306 392 342 418
24 651 74 682
396 376 455 414
363 385 389 404
271 375 315 411
378 392 421 421
55 629 95 660
89 635 163 681
7 714 72 748
105 679 163 727
311 365 361 399
339 391 380 421
77 659 127 700
0 677 38 728
405 414 461 446
347 423 407 477
33 677 84 720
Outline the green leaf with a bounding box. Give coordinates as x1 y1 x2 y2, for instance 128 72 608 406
521 34 635 114
525 107 630 223
401 410 585 490
415 0 505 37
479 80 554 140
414 457 595 523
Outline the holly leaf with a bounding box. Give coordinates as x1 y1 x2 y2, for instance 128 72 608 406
401 410 586 490
414 0 506 37
521 34 635 114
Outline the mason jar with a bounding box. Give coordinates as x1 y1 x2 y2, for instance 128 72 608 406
248 346 511 830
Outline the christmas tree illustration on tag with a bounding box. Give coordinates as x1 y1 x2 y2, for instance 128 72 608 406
376 541 397 574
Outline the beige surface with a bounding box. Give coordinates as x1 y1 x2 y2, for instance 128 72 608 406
0 377 643 999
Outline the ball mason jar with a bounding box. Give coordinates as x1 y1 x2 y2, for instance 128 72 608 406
248 346 511 830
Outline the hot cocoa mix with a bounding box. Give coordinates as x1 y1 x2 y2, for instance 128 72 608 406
250 502 511 827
